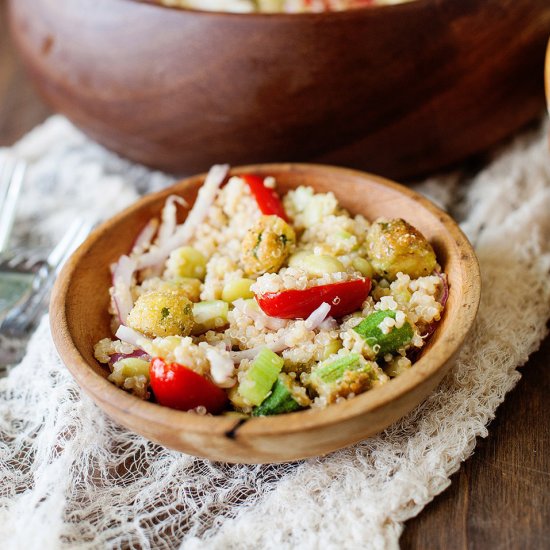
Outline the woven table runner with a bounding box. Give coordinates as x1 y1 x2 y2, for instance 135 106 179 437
0 116 549 549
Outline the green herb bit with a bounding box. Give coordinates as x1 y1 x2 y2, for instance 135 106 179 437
252 232 263 259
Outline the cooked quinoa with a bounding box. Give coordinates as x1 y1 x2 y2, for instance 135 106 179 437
94 165 447 416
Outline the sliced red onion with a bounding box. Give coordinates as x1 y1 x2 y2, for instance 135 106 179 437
112 255 137 324
420 271 449 339
230 339 289 363
169 164 228 244
115 325 152 351
263 316 287 331
234 298 287 330
304 302 331 330
205 348 236 388
420 322 437 340
131 218 159 256
136 164 229 270
436 271 449 307
319 317 338 331
132 247 165 272
156 195 187 248
229 301 330 364
108 349 150 368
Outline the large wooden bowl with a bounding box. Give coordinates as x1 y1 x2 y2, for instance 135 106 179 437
50 164 480 463
545 39 550 112
9 0 550 180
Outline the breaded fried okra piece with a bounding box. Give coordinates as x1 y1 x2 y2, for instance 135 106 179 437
241 215 295 276
307 354 379 404
139 277 202 302
366 218 437 281
127 288 194 338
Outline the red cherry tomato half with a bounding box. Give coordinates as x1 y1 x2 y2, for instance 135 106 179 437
242 174 289 221
149 358 228 414
256 278 371 320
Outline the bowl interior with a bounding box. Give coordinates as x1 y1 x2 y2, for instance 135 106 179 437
52 163 480 462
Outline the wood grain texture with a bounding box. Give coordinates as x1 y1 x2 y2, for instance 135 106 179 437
7 0 550 179
0 0 50 146
1 3 548 543
546 38 550 113
401 336 550 550
49 164 480 463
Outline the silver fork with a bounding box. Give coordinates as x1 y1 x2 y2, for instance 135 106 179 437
0 248 47 319
0 219 93 370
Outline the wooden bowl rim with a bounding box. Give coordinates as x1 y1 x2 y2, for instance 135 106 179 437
545 38 550 113
51 163 480 441
132 0 432 19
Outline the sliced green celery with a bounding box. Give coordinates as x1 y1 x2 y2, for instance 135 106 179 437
113 358 150 379
353 310 413 356
313 354 363 384
108 357 151 388
253 376 302 416
192 300 229 334
238 348 284 406
309 354 375 403
322 338 343 360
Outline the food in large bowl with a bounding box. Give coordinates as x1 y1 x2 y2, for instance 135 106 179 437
94 165 448 417
9 0 550 178
51 164 480 463
159 0 412 14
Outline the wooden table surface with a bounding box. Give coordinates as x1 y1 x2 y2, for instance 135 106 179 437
1 2 548 548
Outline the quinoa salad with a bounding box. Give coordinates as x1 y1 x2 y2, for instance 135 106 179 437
159 0 413 14
94 165 448 417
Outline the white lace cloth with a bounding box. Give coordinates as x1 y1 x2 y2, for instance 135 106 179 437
0 116 549 550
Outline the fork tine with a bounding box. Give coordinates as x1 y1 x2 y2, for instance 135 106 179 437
19 247 47 269
0 219 93 338
0 153 25 253
7 252 27 269
0 250 17 265
0 248 44 272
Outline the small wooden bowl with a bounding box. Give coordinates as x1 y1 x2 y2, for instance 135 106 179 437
50 164 480 463
8 0 550 179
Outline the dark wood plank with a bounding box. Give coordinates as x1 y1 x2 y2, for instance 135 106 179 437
402 335 550 550
0 0 548 544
